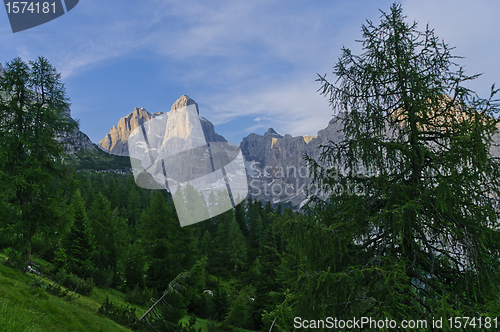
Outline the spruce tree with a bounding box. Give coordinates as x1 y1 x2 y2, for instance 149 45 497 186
87 192 126 285
253 226 282 328
65 190 95 278
216 210 247 274
140 191 196 292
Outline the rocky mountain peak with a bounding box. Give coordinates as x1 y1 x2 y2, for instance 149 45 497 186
99 96 225 156
57 107 98 155
171 95 199 114
0 62 4 77
99 107 157 156
264 128 281 138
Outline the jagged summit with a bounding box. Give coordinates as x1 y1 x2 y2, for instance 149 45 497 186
99 107 157 156
264 128 282 137
98 96 225 156
0 62 4 77
171 95 199 114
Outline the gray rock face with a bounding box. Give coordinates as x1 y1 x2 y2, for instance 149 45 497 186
58 128 98 155
241 116 345 207
0 63 4 77
98 96 226 156
57 108 98 155
241 112 500 209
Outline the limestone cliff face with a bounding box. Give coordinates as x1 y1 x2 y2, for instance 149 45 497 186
57 108 98 155
0 62 4 77
241 117 345 207
241 112 500 209
99 107 156 156
58 128 98 154
98 95 226 156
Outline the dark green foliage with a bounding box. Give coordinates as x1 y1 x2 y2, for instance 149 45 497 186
64 148 132 171
55 272 95 296
215 210 247 274
126 185 143 227
65 190 95 278
125 284 153 306
224 287 254 330
123 242 146 290
234 201 248 236
87 192 125 286
270 3 500 329
53 240 68 272
140 191 196 292
45 282 71 298
0 56 77 262
139 259 207 332
98 297 140 329
253 226 282 327
212 286 230 322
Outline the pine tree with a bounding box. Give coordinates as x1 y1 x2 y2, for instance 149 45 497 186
248 198 264 260
282 3 500 325
234 201 248 236
253 226 282 328
123 242 146 289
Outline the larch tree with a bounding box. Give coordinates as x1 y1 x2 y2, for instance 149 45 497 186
0 57 76 265
279 3 500 329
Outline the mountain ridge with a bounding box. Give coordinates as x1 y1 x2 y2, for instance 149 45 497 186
90 96 347 208
80 96 500 209
98 96 226 156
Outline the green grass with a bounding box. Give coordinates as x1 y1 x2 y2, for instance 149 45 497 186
0 253 257 332
0 259 139 332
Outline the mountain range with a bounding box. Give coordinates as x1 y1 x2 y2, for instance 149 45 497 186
64 95 500 209
93 95 346 208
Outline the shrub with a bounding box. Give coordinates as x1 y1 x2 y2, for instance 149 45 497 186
124 285 153 306
98 297 138 328
55 272 95 296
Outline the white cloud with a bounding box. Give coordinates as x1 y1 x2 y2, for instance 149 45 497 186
3 0 498 143
198 73 333 138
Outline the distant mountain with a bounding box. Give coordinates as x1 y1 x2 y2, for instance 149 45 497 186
85 95 500 209
95 96 346 208
98 95 226 156
57 108 131 171
58 108 99 155
98 107 160 156
240 116 345 208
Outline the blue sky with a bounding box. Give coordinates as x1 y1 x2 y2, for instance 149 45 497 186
1 0 499 145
